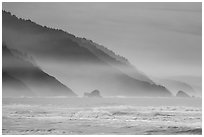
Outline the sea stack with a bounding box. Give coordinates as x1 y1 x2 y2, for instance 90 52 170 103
84 89 102 98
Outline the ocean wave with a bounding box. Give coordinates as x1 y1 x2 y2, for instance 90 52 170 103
3 104 39 108
175 128 202 135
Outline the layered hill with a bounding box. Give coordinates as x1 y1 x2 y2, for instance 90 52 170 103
2 11 172 97
153 78 196 96
2 44 76 97
176 91 190 98
3 71 33 97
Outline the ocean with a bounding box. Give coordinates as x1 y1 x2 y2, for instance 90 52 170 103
2 97 202 135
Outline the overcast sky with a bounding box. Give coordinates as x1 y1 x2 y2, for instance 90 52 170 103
3 2 202 78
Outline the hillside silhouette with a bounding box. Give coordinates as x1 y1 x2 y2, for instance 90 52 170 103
2 11 172 97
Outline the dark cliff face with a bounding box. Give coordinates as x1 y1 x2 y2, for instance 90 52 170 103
2 11 172 97
2 44 77 97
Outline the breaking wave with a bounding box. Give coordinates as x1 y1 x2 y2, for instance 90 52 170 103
3 98 202 135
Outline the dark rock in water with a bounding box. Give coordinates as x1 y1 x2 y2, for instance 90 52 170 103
176 90 190 98
84 90 102 98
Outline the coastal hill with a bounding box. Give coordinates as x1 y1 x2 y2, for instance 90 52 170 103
3 44 76 97
2 11 172 97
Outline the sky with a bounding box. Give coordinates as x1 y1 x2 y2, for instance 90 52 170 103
2 2 202 79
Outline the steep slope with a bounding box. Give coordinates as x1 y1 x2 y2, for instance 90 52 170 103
71 38 155 84
2 44 76 97
2 71 34 97
2 11 172 97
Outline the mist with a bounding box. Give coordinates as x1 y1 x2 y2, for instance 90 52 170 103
3 2 202 78
2 3 202 135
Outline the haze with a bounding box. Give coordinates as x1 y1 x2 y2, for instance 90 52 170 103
3 2 201 80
